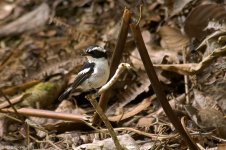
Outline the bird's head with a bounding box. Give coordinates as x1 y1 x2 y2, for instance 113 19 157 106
83 45 108 62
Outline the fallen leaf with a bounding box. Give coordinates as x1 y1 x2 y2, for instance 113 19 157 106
218 144 226 150
165 0 193 16
159 25 189 52
0 3 50 37
184 105 226 137
184 4 226 40
75 134 139 150
108 96 155 122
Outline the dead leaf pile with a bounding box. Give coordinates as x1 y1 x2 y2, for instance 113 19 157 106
0 0 226 149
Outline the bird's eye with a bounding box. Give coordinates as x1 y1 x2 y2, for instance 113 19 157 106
89 51 94 55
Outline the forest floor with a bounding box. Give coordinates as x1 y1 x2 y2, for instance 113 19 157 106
0 0 226 149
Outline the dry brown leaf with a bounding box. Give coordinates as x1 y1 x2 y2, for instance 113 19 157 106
196 30 226 58
159 25 189 52
75 134 139 150
0 3 50 37
185 105 226 139
106 71 151 116
29 57 86 80
192 90 206 108
218 144 226 150
131 47 179 70
131 28 180 70
108 96 155 122
193 35 226 113
117 72 150 105
0 93 31 109
154 63 196 75
136 116 156 128
184 4 226 40
192 89 219 110
72 0 92 7
184 105 226 130
167 0 192 16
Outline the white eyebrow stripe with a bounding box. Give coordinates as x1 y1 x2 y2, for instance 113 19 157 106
91 47 106 52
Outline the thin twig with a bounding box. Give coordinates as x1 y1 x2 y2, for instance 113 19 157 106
1 80 40 96
98 63 131 94
181 116 194 143
136 4 142 26
25 122 30 150
86 94 124 150
100 127 179 140
0 93 31 109
130 23 199 150
154 45 226 75
182 49 190 104
92 8 131 125
19 131 62 150
0 90 18 114
2 113 23 123
0 107 87 122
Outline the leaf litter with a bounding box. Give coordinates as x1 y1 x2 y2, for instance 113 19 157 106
0 0 226 149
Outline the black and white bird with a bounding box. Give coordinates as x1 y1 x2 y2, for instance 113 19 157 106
58 45 110 101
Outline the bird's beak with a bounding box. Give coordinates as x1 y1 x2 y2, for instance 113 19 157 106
81 51 88 56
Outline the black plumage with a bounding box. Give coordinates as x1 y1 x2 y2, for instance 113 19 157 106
58 62 95 101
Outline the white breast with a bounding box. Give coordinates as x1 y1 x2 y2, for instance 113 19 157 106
80 58 110 91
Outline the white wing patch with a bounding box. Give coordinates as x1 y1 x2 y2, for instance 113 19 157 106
78 68 91 75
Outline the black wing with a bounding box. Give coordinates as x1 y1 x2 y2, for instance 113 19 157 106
58 62 95 101
71 62 95 89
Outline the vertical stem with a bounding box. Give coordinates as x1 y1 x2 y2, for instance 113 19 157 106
25 122 30 150
92 8 131 125
130 24 198 150
88 95 123 150
183 49 190 104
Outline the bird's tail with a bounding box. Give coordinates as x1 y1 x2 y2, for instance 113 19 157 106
58 87 73 101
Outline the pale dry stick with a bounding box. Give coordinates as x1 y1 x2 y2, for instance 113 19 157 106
108 95 156 122
86 63 132 150
25 119 50 134
0 108 87 122
100 127 179 140
0 94 30 109
182 49 190 104
19 131 62 150
211 135 226 142
196 144 206 150
181 116 196 145
46 133 62 150
155 45 226 76
192 45 226 73
46 140 62 150
25 122 30 150
0 90 18 114
98 63 131 94
2 113 23 123
50 17 92 42
0 105 100 133
86 95 124 150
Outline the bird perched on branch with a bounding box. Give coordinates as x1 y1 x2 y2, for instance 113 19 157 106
58 45 110 101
